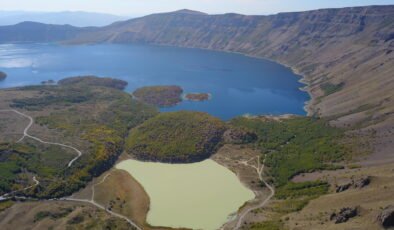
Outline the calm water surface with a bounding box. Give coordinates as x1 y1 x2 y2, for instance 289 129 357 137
0 43 309 119
116 159 255 230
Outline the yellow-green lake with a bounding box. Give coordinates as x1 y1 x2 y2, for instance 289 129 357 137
116 159 255 230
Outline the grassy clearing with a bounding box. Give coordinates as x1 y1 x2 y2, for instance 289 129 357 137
320 82 345 96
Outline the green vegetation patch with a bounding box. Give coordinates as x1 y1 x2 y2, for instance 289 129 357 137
133 85 183 107
272 198 310 214
0 200 14 212
275 181 329 199
126 111 226 163
0 161 20 193
247 220 284 230
230 116 349 186
320 82 345 96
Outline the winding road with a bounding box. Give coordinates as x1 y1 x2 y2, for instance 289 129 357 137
233 156 275 230
0 109 82 167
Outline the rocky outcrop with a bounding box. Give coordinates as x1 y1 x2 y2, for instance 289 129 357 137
336 182 352 193
353 176 371 189
378 205 394 228
330 207 358 224
336 176 371 193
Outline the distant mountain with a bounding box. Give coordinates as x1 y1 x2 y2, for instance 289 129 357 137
0 6 393 157
0 11 127 27
0 21 89 42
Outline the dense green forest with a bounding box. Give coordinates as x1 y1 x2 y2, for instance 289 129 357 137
126 111 226 163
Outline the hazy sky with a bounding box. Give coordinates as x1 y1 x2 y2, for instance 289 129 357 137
1 0 393 16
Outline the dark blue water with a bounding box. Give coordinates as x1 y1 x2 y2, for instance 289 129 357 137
0 43 309 120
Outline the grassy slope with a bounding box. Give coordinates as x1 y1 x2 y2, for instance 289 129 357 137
125 111 226 163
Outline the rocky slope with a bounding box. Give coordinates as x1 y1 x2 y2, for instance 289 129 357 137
0 6 393 162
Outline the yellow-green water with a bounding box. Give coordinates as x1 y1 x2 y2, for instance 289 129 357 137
116 159 255 230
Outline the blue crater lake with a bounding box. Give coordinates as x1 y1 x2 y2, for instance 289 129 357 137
0 43 309 119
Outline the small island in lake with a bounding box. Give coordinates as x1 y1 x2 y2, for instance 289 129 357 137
184 93 210 101
0 71 7 81
58 75 128 90
133 85 183 107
